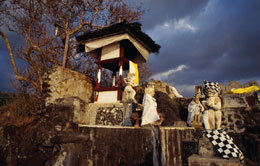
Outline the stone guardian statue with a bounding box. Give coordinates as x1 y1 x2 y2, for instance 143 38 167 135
122 73 137 103
202 81 222 129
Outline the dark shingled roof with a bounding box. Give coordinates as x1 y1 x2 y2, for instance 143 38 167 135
76 21 161 53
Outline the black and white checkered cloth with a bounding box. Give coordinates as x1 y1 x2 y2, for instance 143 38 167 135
203 129 244 162
203 80 221 93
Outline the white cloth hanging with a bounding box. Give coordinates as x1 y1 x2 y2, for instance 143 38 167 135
141 93 160 126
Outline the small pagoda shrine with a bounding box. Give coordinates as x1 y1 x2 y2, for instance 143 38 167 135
76 22 160 103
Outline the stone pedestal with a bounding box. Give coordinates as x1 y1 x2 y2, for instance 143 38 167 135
160 127 194 166
122 103 133 126
189 135 244 166
188 154 244 166
198 136 214 157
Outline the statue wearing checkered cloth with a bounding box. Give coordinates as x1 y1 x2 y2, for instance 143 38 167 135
202 81 222 129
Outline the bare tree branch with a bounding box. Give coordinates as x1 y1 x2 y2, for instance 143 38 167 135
1 0 146 93
0 30 41 91
0 30 18 75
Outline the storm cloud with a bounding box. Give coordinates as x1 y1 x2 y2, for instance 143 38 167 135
1 0 260 97
141 0 209 30
141 0 260 96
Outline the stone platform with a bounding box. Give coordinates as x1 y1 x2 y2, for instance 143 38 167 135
188 154 244 166
52 126 195 166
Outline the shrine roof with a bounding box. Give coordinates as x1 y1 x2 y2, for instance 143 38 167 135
76 21 160 53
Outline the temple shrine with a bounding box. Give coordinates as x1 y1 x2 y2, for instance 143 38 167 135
76 22 160 103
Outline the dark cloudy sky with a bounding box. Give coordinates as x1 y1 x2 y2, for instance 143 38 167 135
1 0 260 97
140 0 260 96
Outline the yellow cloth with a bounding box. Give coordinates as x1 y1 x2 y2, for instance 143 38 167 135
129 61 139 85
228 86 259 94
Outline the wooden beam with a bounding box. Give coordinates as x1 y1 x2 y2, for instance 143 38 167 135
94 86 124 92
95 57 129 65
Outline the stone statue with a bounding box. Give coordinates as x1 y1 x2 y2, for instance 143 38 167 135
141 82 160 126
122 73 137 126
187 88 204 127
122 73 137 103
202 81 222 129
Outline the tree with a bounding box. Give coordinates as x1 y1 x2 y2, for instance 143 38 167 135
0 0 144 93
139 63 154 84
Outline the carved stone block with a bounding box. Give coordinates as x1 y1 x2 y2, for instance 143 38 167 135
198 136 214 157
188 154 244 166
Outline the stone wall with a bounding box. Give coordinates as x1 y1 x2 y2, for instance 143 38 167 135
0 108 195 166
219 93 260 135
51 97 88 124
51 126 195 166
221 93 249 134
160 127 195 166
43 65 93 106
188 155 244 166
43 102 134 126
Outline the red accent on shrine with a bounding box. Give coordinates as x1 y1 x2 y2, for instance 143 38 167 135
95 49 102 89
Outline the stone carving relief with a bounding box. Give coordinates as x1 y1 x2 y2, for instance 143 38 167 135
96 107 123 125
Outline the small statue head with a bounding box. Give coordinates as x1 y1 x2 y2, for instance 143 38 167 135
194 88 202 103
124 73 136 86
203 80 220 97
145 82 155 97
